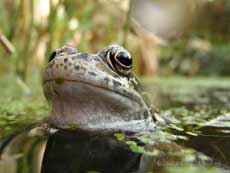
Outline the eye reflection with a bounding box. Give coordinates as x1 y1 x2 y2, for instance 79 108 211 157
115 51 132 67
106 47 132 76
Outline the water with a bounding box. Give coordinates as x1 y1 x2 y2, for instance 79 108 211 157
142 77 230 171
0 77 230 173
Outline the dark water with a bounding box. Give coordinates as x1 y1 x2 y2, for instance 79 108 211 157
0 78 230 173
42 130 145 173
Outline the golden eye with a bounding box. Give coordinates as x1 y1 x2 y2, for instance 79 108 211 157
114 50 132 68
107 48 132 75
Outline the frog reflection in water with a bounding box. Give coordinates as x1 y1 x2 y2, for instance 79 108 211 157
41 45 156 173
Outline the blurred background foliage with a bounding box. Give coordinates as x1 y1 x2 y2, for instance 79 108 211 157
0 0 129 81
1 0 230 81
1 1 230 172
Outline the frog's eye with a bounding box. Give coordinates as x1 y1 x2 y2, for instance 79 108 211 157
49 50 58 62
49 45 77 62
107 49 132 75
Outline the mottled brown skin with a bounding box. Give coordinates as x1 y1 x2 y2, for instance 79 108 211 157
43 45 155 132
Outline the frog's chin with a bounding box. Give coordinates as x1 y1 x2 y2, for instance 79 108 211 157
44 80 153 132
49 116 155 133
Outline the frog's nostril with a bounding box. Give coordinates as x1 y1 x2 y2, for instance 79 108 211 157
64 58 68 62
74 65 80 71
88 71 96 76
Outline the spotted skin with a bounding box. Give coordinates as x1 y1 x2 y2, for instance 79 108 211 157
43 45 155 132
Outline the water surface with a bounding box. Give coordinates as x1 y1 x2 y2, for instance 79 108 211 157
0 76 230 173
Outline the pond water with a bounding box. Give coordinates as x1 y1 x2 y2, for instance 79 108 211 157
0 75 230 173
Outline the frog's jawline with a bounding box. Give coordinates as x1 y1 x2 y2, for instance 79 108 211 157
44 79 142 105
44 80 154 132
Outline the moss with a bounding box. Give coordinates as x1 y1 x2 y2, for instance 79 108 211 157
68 123 79 130
55 78 64 85
0 72 48 138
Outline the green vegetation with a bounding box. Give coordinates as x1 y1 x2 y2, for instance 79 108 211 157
0 0 230 173
0 72 48 137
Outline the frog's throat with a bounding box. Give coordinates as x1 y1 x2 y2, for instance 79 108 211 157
44 80 153 132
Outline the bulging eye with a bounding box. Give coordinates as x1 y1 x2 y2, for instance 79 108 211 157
115 51 132 67
107 48 132 75
49 50 58 62
49 45 77 62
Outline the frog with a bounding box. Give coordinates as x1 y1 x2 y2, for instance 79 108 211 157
43 45 156 132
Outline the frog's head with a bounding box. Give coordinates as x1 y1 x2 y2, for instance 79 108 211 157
43 45 154 132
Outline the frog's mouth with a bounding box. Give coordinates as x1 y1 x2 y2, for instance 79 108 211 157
43 55 143 105
43 78 143 105
43 79 152 132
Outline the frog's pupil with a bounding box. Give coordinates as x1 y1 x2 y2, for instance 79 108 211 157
116 52 132 67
